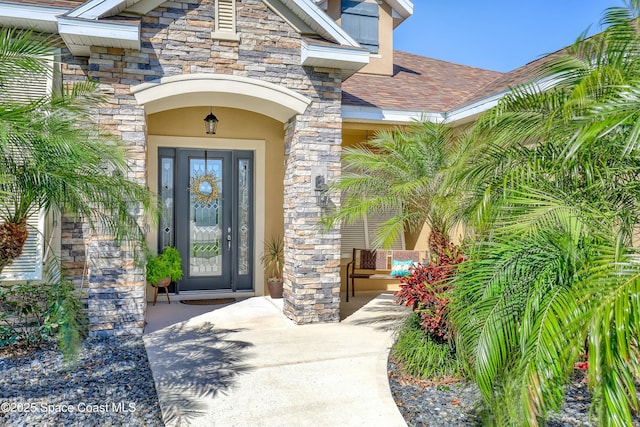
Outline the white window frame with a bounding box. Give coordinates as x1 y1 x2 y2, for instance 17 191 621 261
0 53 58 282
0 209 45 281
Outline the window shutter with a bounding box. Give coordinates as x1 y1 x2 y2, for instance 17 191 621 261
341 218 366 258
216 0 236 33
0 209 45 281
341 0 379 52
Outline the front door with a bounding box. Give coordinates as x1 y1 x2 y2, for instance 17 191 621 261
158 148 254 292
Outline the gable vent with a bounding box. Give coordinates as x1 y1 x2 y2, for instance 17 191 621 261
216 0 236 33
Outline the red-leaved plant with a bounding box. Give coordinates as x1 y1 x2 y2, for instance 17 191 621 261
394 243 465 343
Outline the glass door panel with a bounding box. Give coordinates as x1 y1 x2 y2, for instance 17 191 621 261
189 157 223 277
162 148 254 292
176 150 231 291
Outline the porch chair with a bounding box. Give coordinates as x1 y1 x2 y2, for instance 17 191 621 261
345 249 421 302
344 248 388 302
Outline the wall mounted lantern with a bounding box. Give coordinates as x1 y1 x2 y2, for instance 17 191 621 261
204 107 219 134
314 174 330 208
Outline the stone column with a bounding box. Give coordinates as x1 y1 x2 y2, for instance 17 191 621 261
282 69 342 324
60 48 149 336
87 48 149 336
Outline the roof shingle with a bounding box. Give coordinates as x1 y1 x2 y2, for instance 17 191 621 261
342 50 504 113
9 0 84 8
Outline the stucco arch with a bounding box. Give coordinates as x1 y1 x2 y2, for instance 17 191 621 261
131 74 311 122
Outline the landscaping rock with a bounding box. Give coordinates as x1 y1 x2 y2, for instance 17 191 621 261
389 357 640 427
0 337 163 427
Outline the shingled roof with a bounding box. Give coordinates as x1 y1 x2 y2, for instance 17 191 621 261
342 47 578 116
9 0 84 8
342 50 504 113
457 50 565 108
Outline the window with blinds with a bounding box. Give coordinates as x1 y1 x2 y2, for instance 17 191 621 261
340 209 405 258
2 67 52 103
0 210 45 281
0 56 55 281
216 0 236 34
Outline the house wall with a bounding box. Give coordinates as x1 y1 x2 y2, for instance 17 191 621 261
58 0 344 335
327 0 394 76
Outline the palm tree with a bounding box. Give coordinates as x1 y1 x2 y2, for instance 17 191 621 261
449 3 640 425
0 29 154 274
323 120 460 255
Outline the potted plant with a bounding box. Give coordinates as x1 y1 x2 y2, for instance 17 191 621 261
260 235 284 299
146 247 183 305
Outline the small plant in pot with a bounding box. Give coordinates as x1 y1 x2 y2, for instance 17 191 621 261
260 235 284 299
146 247 183 305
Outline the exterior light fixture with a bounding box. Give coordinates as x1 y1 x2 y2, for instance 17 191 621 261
204 107 219 135
314 174 329 208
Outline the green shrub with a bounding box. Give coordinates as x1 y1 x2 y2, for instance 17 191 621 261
392 312 462 381
394 243 464 343
146 247 183 285
0 280 87 361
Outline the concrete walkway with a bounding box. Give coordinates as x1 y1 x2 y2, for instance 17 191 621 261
143 293 410 427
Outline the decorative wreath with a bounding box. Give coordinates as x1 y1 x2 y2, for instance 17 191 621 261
190 173 220 205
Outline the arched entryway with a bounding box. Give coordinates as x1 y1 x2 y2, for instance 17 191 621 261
133 74 311 296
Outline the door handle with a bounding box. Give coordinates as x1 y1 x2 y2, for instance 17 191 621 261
227 227 232 251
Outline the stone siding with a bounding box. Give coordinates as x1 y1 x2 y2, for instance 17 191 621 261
58 0 343 334
282 101 343 324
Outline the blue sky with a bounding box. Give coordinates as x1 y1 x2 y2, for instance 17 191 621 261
393 1 627 72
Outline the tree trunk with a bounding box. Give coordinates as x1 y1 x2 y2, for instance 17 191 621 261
0 220 29 274
428 227 450 258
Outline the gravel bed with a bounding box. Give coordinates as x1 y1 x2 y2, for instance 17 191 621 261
389 357 640 427
0 337 163 427
388 357 483 427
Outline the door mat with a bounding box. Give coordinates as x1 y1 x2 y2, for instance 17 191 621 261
179 298 236 305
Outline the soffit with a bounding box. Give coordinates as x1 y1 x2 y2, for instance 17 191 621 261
302 36 369 78
57 15 140 56
0 1 67 33
386 0 412 15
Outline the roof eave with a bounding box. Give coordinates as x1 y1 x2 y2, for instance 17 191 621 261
57 16 140 56
279 0 361 47
302 41 369 79
443 93 504 125
66 0 137 20
342 105 443 125
386 0 413 19
0 1 65 33
445 75 559 125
